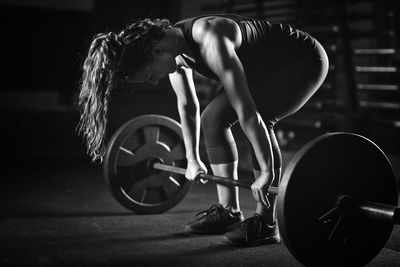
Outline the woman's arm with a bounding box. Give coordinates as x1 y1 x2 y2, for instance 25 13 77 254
169 64 207 181
196 18 274 206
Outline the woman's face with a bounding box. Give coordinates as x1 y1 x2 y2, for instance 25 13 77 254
126 48 177 85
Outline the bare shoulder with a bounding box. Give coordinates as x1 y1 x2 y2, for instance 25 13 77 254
192 16 242 47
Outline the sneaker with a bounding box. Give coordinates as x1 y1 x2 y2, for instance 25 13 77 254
224 214 280 246
186 204 244 234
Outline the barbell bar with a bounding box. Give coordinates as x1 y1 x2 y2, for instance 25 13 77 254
148 157 400 238
151 160 399 225
151 161 280 195
150 159 399 226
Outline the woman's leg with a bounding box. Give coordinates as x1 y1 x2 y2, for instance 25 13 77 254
186 90 243 234
224 126 282 245
200 89 240 213
224 54 329 245
252 126 282 225
250 55 329 224
211 162 240 212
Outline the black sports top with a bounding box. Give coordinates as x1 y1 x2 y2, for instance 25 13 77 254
174 14 320 81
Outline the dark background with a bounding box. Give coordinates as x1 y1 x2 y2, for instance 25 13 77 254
0 0 399 162
0 1 399 266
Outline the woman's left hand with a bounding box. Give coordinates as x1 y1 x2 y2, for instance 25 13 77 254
251 171 274 208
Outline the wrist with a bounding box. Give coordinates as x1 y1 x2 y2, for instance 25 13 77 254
259 169 273 177
187 156 200 162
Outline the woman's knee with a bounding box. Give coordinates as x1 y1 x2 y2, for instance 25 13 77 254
201 109 239 164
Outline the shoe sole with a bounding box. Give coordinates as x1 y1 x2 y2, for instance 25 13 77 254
223 234 281 247
185 220 243 235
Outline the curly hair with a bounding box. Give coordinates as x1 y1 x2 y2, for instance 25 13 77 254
77 18 171 162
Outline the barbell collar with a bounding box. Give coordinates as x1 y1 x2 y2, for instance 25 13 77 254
152 162 279 195
358 201 400 225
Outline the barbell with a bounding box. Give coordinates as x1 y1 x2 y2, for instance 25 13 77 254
103 114 399 266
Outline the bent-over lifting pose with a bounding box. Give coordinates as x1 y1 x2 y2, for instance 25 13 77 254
77 14 328 246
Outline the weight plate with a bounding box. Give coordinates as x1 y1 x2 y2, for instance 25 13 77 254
104 114 190 214
277 132 398 266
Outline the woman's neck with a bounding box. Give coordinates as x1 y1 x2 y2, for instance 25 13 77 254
170 27 193 58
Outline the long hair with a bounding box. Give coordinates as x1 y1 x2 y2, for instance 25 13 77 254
77 18 171 162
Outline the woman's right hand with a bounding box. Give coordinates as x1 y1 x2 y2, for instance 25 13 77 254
185 159 208 183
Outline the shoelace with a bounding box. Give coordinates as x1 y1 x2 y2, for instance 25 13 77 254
195 204 221 220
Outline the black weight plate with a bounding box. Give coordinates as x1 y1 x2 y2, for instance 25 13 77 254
104 114 190 214
277 132 398 266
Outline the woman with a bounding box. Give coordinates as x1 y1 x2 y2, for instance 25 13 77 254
77 14 329 247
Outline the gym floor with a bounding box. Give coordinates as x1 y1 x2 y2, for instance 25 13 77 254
1 148 399 267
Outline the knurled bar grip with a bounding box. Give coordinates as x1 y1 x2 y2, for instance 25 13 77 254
152 162 279 195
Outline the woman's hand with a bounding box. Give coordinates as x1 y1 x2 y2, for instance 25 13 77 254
185 159 208 183
251 171 274 208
